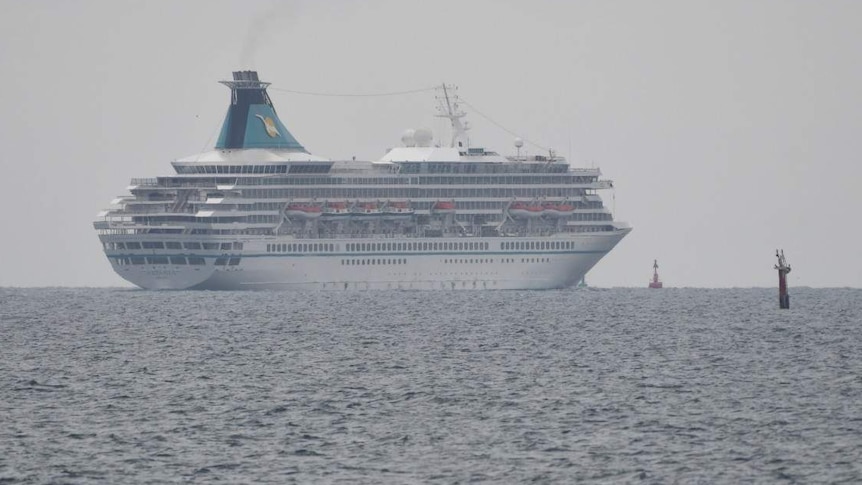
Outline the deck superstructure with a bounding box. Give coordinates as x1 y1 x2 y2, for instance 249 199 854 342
95 71 630 289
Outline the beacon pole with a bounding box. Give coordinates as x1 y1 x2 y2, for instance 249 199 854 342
774 249 791 309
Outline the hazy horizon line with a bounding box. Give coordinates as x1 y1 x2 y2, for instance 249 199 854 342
2 285 858 290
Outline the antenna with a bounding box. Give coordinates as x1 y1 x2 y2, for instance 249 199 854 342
435 83 469 148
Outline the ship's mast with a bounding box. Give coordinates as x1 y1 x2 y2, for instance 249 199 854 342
435 84 470 149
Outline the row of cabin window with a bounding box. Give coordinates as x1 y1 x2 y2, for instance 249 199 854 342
567 226 615 233
236 200 596 212
236 174 595 186
337 257 554 266
140 201 607 214
340 259 406 266
240 187 593 199
114 256 240 266
129 215 279 224
345 241 491 252
398 162 569 175
114 256 204 265
501 240 575 251
106 241 243 251
267 243 337 253
439 258 547 264
175 164 289 174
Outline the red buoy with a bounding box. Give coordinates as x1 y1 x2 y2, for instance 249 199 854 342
649 259 663 289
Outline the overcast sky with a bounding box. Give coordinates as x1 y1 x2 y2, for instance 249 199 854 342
1 0 860 288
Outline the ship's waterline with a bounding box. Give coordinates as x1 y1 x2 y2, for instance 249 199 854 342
95 71 630 290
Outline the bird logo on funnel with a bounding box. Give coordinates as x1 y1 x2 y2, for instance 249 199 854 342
255 114 280 138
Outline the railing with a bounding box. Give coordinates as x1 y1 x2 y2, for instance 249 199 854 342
593 180 614 189
129 178 159 186
129 179 217 189
121 206 197 215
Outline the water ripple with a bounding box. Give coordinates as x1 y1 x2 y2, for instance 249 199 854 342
0 287 860 483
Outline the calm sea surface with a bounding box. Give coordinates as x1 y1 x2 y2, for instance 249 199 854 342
1 287 860 483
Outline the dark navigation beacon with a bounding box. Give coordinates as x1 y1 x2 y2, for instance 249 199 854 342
649 259 663 289
774 250 791 309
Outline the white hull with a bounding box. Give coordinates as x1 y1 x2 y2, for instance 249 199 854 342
103 231 629 291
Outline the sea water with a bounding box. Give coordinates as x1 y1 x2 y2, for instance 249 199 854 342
1 287 860 483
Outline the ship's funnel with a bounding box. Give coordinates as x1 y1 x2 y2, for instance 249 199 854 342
215 70 306 151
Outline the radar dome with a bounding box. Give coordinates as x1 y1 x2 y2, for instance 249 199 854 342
514 137 524 148
413 127 433 147
401 129 416 147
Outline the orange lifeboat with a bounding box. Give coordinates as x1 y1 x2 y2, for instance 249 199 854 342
385 200 414 215
323 201 350 217
353 201 381 216
432 200 456 214
542 202 575 218
508 201 543 219
285 203 322 219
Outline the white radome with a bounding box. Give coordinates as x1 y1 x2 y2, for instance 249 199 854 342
401 129 416 147
413 127 433 147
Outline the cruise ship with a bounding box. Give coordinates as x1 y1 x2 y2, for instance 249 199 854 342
94 71 631 290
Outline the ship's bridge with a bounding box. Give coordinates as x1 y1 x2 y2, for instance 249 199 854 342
171 148 331 175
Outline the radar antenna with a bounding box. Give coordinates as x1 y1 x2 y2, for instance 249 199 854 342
435 84 470 149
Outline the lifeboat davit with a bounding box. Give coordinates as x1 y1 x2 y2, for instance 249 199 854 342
285 203 322 219
542 202 576 218
432 200 456 214
508 201 543 219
